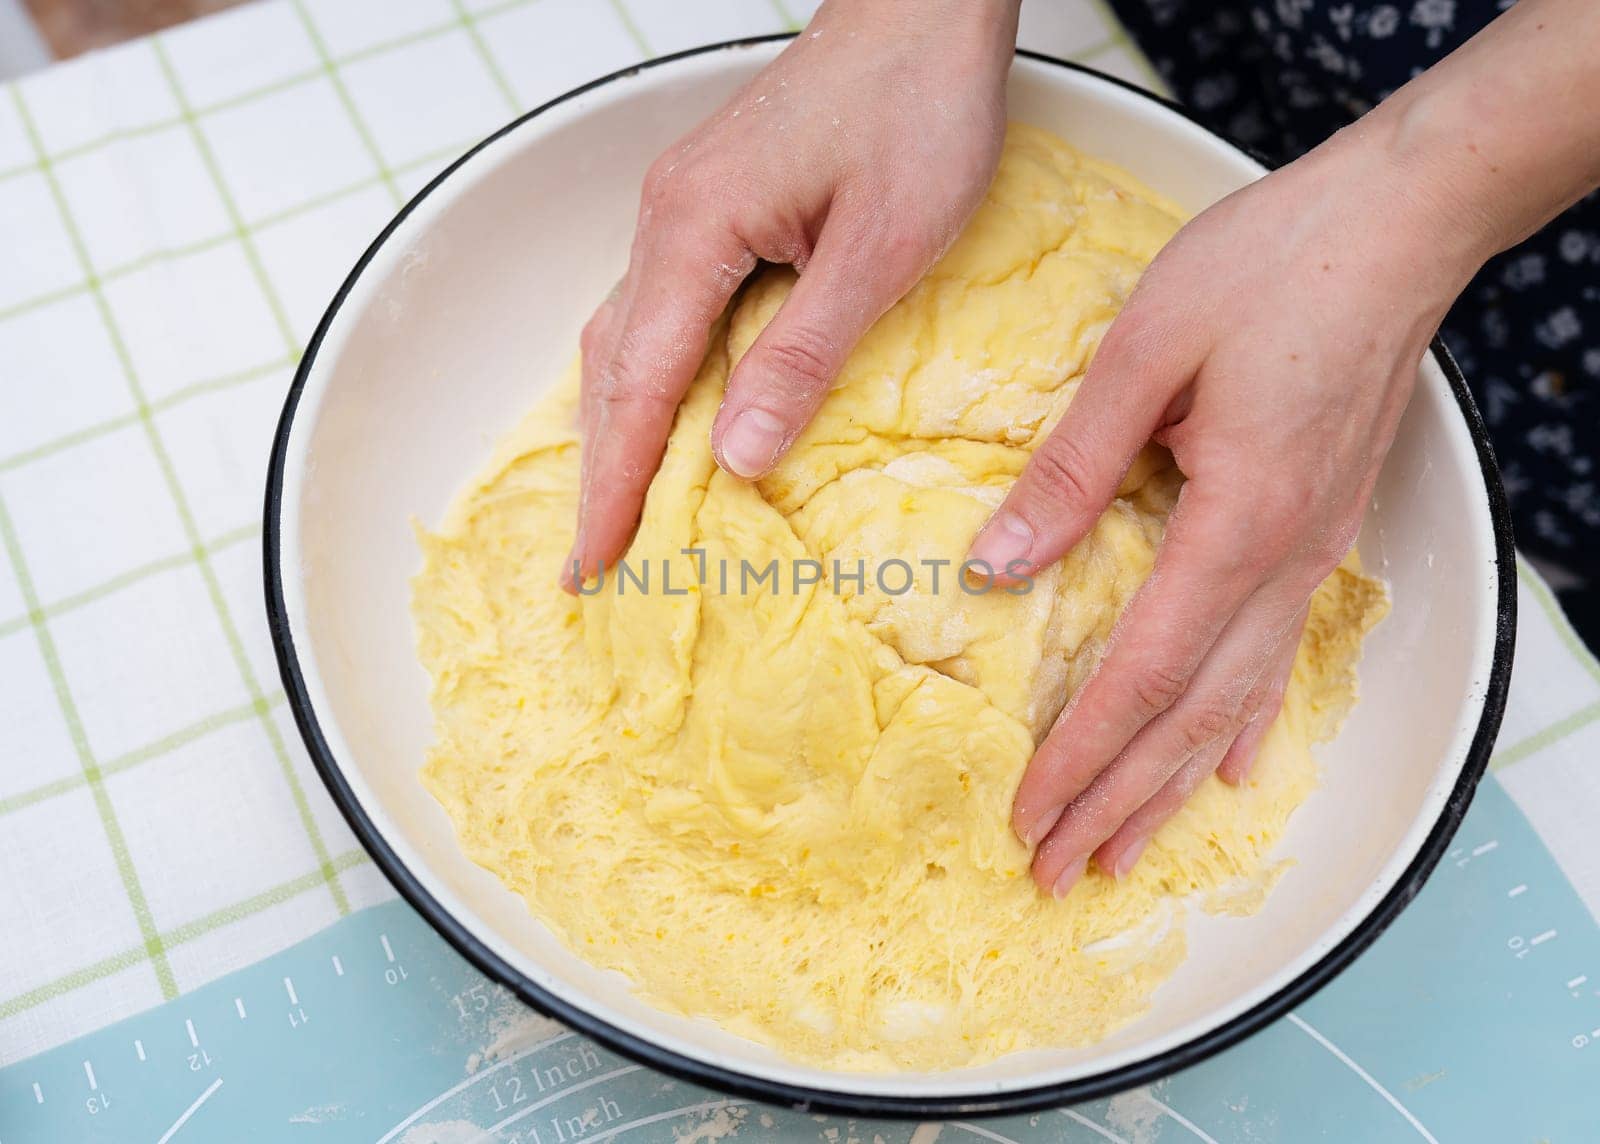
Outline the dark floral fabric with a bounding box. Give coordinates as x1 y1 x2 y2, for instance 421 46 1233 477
1109 0 1599 638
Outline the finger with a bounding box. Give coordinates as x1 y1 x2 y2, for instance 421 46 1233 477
577 276 627 449
1092 604 1307 879
1217 605 1306 785
565 221 753 587
1032 577 1307 895
710 215 937 478
567 280 628 580
1011 482 1265 850
1090 730 1231 882
968 306 1203 582
563 280 630 593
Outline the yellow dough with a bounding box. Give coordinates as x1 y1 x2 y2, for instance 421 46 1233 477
413 124 1389 1071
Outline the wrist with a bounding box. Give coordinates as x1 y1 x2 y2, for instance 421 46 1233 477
1375 88 1518 268
1347 0 1600 272
1313 101 1498 300
814 0 1021 49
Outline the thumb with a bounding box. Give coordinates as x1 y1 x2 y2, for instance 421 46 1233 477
970 312 1199 580
712 216 935 478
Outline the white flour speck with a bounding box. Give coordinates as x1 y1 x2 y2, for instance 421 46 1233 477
397 1120 482 1144
1105 1085 1165 1144
288 1103 346 1124
674 1103 748 1141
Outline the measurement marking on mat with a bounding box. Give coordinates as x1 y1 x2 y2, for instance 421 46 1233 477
374 1033 577 1144
135 1039 146 1061
155 1077 223 1144
950 1123 1023 1144
284 977 299 1005
1472 840 1498 856
1143 1094 1219 1144
31 1082 42 1104
83 1061 96 1090
1509 884 1528 897
380 934 395 963
1288 1013 1439 1143
332 955 344 976
185 1019 198 1048
1060 1109 1129 1143
482 1066 640 1138
584 1101 739 1144
1532 929 1558 946
235 997 247 1019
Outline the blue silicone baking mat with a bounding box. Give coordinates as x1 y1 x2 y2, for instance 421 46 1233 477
2 777 1594 1143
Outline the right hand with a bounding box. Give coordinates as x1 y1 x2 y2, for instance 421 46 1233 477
565 0 1020 588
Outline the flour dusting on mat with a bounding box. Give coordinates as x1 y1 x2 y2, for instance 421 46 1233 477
462 987 565 1074
673 1102 748 1141
396 1120 484 1144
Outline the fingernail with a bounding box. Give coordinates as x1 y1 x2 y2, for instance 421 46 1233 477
1052 859 1087 900
1020 804 1064 849
1113 838 1148 880
1221 715 1270 784
559 548 582 594
719 408 786 478
970 512 1033 575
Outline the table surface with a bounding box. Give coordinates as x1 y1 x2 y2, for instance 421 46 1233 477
0 0 1597 1138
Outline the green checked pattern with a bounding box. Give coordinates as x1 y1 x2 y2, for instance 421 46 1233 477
1488 561 1600 770
2 0 1591 1077
0 0 670 1061
0 848 370 1024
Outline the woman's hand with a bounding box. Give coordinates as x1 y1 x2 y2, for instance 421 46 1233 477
565 0 1020 586
981 0 1600 895
972 128 1485 895
991 0 1600 894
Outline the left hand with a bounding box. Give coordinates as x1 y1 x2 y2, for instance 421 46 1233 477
563 0 1017 586
967 129 1482 895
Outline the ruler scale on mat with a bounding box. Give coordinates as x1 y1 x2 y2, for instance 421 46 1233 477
2 779 1595 1142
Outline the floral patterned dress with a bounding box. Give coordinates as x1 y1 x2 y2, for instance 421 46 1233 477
1109 0 1599 639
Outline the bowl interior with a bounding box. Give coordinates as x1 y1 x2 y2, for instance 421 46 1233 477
275 44 1501 1101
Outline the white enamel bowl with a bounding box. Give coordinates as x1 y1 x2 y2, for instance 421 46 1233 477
265 38 1515 1116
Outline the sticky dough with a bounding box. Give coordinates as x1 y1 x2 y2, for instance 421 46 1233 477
413 124 1388 1071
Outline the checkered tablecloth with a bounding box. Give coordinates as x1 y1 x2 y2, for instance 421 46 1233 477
0 0 1595 1073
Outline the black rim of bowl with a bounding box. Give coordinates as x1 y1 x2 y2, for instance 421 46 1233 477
263 35 1517 1119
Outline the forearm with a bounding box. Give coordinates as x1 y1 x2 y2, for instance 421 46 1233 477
816 0 1022 26
1359 0 1600 270
807 0 1021 58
